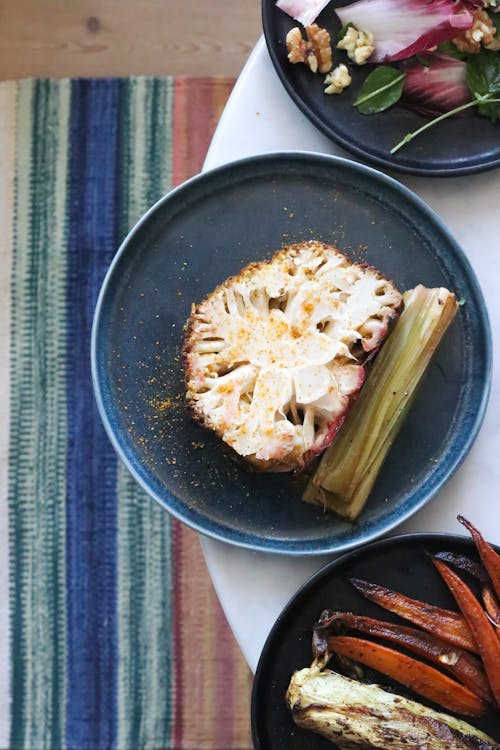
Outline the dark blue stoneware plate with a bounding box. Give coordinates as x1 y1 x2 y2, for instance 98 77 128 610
91 152 491 555
262 0 500 176
252 533 500 747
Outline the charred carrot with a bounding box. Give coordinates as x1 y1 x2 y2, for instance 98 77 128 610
434 551 500 631
328 636 487 717
433 557 500 708
350 577 478 653
324 612 493 704
458 515 500 601
434 551 488 583
482 585 500 629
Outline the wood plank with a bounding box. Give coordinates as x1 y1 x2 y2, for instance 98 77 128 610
0 0 261 79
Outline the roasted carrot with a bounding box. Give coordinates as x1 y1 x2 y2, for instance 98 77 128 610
434 550 488 583
324 612 493 704
482 585 500 629
349 577 478 653
432 557 500 708
328 636 487 717
434 550 500 631
458 515 500 602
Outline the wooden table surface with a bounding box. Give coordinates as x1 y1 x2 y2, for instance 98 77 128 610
0 0 261 79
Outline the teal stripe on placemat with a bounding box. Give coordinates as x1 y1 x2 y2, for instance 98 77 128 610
117 77 175 749
9 79 70 749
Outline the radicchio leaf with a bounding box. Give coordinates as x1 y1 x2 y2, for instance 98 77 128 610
336 0 474 63
275 0 331 26
402 54 471 116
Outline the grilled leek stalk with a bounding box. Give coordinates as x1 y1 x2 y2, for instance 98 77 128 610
286 666 499 750
303 285 458 519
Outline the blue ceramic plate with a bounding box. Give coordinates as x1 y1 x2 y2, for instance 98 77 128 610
91 152 491 555
252 533 500 748
262 0 500 176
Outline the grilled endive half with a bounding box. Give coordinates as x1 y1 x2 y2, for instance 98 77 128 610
286 665 499 750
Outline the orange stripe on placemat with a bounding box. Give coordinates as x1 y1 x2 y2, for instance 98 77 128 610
213 597 235 748
172 519 214 748
171 75 251 750
172 519 252 749
214 606 254 749
209 78 235 143
172 77 235 186
230 632 254 747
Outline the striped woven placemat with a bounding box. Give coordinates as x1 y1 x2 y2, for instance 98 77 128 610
0 77 252 750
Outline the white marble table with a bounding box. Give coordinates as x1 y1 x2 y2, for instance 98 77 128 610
201 37 500 674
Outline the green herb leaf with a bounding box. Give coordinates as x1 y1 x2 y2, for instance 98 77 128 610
354 66 406 115
487 8 500 36
435 42 468 61
466 50 500 95
466 49 500 121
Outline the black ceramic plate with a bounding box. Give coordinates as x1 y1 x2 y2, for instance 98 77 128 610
92 152 491 555
252 533 500 748
262 0 500 176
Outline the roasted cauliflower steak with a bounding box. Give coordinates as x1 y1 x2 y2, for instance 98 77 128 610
184 241 402 472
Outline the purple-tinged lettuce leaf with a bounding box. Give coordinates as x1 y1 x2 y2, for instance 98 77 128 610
402 54 471 115
275 0 331 26
336 0 474 62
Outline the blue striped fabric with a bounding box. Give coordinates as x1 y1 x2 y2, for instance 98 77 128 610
66 80 120 749
1 76 252 750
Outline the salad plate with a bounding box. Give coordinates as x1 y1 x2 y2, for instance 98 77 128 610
92 151 491 555
252 532 500 748
262 0 500 176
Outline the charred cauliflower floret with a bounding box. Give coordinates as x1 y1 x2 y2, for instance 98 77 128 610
184 241 402 472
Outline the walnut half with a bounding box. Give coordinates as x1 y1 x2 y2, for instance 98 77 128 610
286 24 332 74
453 9 496 53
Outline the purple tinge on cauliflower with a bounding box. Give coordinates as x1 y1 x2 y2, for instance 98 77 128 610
183 241 402 472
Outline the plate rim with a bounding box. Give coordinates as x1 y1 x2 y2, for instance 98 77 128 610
251 531 500 749
261 0 500 177
91 150 492 556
